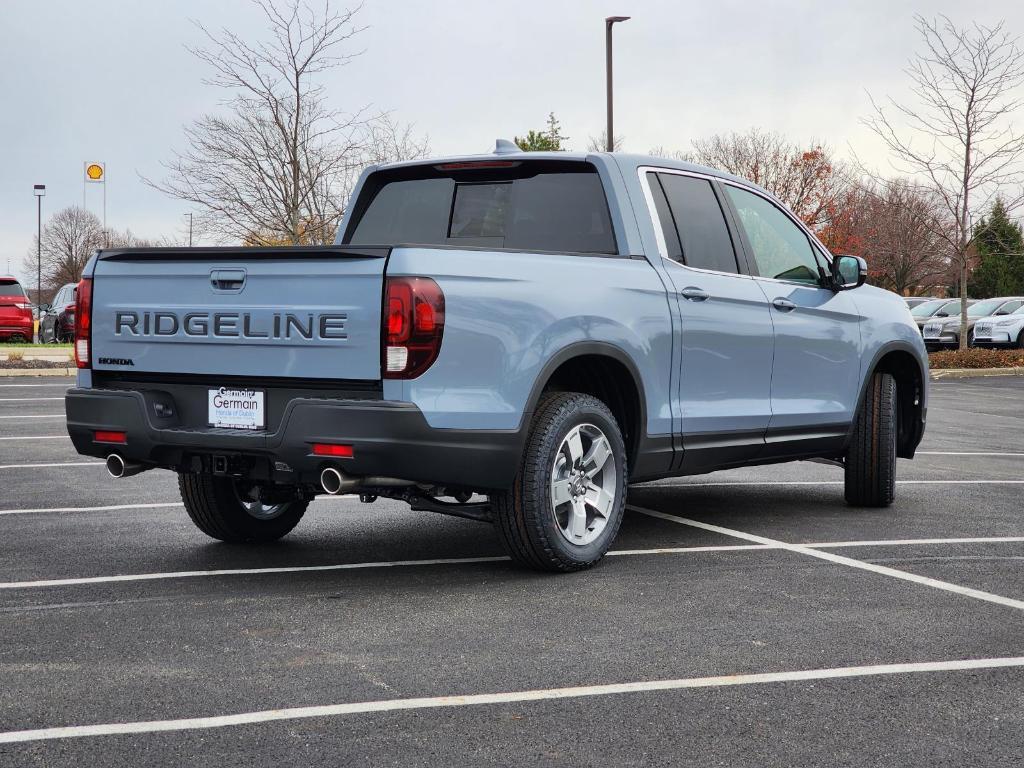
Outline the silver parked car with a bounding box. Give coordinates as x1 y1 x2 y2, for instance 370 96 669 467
912 298 965 333
904 296 937 309
922 297 1024 349
972 302 1024 348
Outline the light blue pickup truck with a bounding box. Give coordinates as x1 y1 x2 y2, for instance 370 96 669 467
65 143 928 571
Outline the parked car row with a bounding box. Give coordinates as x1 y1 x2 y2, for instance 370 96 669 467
0 277 78 343
905 296 1024 349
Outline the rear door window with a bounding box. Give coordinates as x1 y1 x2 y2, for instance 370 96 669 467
348 163 617 254
652 173 739 273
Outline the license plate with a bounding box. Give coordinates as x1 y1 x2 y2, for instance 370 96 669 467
208 387 265 430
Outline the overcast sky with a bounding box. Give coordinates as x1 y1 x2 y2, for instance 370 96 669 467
2 0 1023 282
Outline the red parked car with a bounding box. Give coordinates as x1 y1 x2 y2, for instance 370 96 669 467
0 277 34 342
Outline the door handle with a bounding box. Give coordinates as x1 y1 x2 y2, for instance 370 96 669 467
680 286 710 302
772 297 796 312
210 269 247 293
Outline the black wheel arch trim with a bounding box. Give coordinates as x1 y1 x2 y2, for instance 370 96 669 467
849 340 927 459
518 341 667 477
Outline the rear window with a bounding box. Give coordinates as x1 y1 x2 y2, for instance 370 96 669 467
0 279 26 297
346 162 617 254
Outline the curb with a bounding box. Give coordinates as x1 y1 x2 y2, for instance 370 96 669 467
0 368 75 377
930 366 1024 380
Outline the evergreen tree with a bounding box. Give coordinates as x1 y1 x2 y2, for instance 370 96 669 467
970 198 1024 297
515 112 569 151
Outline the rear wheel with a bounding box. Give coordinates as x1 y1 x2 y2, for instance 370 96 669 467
178 472 307 543
491 392 627 572
1017 330 1024 349
844 372 897 507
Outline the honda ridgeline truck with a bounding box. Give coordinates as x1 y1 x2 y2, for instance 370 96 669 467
66 143 928 571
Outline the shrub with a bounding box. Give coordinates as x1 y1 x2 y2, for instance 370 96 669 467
929 348 1024 369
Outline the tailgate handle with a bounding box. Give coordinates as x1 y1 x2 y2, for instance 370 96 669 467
210 269 246 293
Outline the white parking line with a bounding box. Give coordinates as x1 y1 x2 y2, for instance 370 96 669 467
0 384 69 388
649 480 1024 487
0 502 181 517
0 414 65 419
0 656 1020 744
0 435 67 441
917 451 1024 457
0 397 65 402
0 461 101 470
809 536 1024 548
2 537 1021 591
630 506 1024 612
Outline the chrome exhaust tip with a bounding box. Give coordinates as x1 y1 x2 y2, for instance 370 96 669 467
106 453 127 478
105 453 145 479
320 466 353 495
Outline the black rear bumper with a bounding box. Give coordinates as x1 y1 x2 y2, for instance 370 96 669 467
65 388 522 491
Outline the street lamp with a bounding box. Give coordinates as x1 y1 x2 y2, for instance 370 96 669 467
33 184 45 340
605 15 630 152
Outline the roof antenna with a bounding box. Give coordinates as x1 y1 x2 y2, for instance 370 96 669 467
493 138 523 155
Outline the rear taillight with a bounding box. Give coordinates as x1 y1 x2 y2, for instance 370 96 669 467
75 277 93 369
383 276 444 379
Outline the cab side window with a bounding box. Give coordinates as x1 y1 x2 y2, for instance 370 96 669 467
724 185 823 285
649 172 740 274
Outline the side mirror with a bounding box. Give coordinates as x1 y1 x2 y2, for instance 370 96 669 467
831 254 867 291
995 310 1009 316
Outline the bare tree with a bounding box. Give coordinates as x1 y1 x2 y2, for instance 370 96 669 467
863 15 1024 349
23 207 158 296
23 207 103 294
147 0 427 246
856 180 951 295
588 131 625 152
688 128 850 229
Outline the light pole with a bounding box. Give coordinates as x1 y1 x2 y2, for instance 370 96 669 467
33 184 45 341
605 16 630 152
186 213 193 247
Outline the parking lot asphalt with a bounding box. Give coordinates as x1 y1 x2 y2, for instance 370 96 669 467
0 375 1021 766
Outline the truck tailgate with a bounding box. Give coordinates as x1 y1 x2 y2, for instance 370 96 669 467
90 247 387 381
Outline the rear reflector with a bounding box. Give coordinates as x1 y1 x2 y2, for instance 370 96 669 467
94 430 127 444
312 443 354 458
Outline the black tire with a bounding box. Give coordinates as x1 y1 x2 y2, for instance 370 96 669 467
844 372 897 507
178 472 307 543
491 392 627 572
1017 330 1024 350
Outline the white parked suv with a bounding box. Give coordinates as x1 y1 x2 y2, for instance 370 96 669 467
972 303 1024 349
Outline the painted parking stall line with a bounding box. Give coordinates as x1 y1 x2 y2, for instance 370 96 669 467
0 414 66 419
0 461 101 470
0 502 181 517
630 505 1024 612
1 656 1021 744
0 397 65 402
0 435 68 441
2 537 1023 592
649 480 1024 487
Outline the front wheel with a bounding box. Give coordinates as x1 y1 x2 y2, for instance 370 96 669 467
178 473 307 543
491 392 627 572
844 372 897 507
